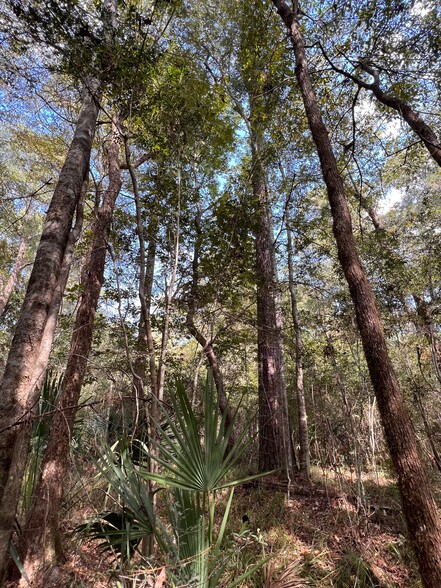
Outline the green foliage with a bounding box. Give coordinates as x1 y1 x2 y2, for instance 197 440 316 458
75 510 145 562
333 551 381 588
79 376 269 586
141 379 260 494
22 370 63 516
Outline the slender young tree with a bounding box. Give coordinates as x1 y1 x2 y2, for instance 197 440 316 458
271 1 441 585
287 226 310 479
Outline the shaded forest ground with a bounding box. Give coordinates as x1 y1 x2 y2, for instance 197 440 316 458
41 466 429 587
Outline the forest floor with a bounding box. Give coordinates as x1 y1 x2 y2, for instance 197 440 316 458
51 466 423 587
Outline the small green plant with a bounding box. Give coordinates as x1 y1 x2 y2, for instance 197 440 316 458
79 375 271 586
334 551 380 588
22 370 63 515
75 509 146 562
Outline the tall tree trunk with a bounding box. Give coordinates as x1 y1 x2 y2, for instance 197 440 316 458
0 236 27 318
125 140 156 431
286 227 310 480
129 156 157 556
30 180 87 395
0 77 100 576
272 2 441 585
18 118 122 587
251 126 293 476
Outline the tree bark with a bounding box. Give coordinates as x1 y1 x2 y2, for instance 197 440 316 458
30 180 87 396
0 77 100 577
18 117 122 586
251 126 293 476
272 2 441 585
0 236 27 318
287 227 310 480
131 227 157 430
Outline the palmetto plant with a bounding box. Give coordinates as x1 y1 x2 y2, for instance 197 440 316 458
83 376 270 586
22 370 63 516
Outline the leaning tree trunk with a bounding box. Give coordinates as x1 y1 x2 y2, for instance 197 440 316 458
287 227 310 480
18 118 122 587
30 181 87 395
251 125 293 476
0 234 28 319
363 64 441 167
272 2 441 585
0 77 100 577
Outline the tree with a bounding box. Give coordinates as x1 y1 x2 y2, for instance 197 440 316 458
17 116 123 585
0 74 101 577
287 225 310 479
271 1 441 585
0 0 123 575
313 0 441 168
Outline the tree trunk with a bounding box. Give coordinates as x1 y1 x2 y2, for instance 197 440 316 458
30 180 87 396
286 227 310 480
251 126 293 476
18 118 122 587
0 236 27 318
126 140 156 431
156 168 181 410
414 295 441 387
0 77 100 577
130 169 157 558
272 2 441 585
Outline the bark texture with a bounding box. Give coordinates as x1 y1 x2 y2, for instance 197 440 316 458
0 77 100 576
18 119 122 586
31 182 87 395
272 2 441 585
251 126 293 475
287 227 310 479
0 236 27 318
